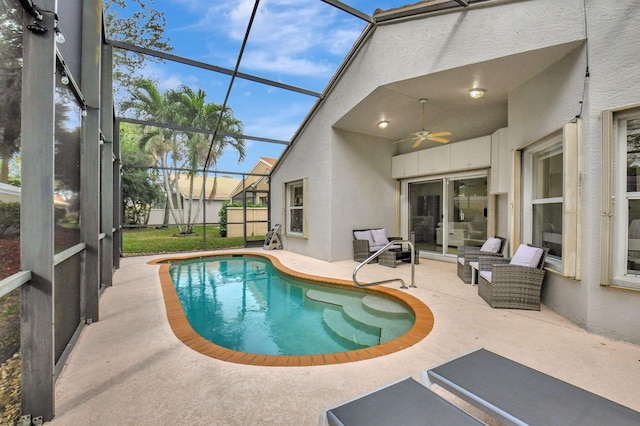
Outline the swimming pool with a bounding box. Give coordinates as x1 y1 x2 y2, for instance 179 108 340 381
153 253 434 366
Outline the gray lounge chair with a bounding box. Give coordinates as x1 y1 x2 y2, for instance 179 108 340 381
422 348 640 426
320 377 485 426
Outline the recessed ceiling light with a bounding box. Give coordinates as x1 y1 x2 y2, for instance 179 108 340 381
469 88 486 99
378 120 389 129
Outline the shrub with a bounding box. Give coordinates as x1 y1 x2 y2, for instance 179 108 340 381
0 202 20 238
218 201 263 238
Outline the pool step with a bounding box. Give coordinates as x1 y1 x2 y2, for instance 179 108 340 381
362 295 411 317
307 289 415 347
306 289 361 306
322 308 379 348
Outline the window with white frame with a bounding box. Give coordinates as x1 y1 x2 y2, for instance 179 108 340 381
523 134 564 263
612 111 640 288
517 122 580 278
286 179 305 236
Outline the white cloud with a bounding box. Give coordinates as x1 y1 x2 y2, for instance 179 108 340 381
176 0 362 78
242 51 333 77
243 101 311 141
157 75 185 91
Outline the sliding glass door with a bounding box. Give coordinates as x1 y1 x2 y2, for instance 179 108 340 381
408 175 487 256
409 181 443 253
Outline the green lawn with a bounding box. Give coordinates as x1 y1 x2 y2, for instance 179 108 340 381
123 225 264 255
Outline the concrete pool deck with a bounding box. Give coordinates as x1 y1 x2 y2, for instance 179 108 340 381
49 249 640 425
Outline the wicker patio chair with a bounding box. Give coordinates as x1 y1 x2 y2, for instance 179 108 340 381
456 237 506 284
477 244 548 310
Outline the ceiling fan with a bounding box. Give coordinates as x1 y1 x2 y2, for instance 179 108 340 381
395 98 451 148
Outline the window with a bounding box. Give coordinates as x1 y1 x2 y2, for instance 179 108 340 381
624 118 640 277
285 179 306 236
523 135 564 262
533 143 564 259
519 122 580 277
609 110 640 289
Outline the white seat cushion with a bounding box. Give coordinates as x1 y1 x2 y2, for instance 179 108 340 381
480 237 502 253
510 244 544 268
354 230 375 247
479 270 492 283
371 228 390 246
458 257 465 265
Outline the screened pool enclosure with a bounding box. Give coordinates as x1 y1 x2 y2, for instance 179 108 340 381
1 0 497 422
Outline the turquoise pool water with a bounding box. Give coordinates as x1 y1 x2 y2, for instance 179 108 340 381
168 255 415 356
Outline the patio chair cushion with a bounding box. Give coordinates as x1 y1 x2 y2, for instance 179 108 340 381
510 244 544 268
371 228 390 246
354 230 375 246
480 237 502 253
479 270 492 283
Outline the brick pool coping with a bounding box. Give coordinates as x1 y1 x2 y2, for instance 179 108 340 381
150 252 434 366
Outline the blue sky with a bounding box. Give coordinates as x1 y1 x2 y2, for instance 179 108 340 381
114 0 413 173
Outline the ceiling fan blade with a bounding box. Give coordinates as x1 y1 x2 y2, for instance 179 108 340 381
412 138 425 148
429 131 452 137
428 136 450 144
394 137 418 144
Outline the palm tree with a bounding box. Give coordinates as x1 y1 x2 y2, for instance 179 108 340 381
124 80 246 234
122 78 183 228
170 85 246 234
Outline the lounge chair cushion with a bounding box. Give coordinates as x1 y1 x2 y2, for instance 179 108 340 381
354 230 375 246
479 270 492 283
480 237 502 253
510 244 544 268
371 228 390 246
324 377 485 426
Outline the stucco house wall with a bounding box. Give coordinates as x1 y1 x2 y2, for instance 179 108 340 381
505 1 640 343
269 106 334 260
0 183 20 203
270 0 640 344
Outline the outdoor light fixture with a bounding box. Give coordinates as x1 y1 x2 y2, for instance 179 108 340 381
469 88 486 99
53 13 65 43
26 4 46 35
378 120 389 129
60 71 69 85
27 20 47 34
81 106 88 117
54 24 65 43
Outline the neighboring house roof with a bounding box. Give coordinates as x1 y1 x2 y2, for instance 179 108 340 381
177 175 241 200
229 157 277 200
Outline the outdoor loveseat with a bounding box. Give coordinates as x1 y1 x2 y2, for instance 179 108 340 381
352 228 417 267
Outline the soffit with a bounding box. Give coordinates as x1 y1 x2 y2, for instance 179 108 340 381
333 40 584 150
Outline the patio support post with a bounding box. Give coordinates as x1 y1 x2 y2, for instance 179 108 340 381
113 120 122 266
101 42 114 287
20 1 57 420
80 0 102 321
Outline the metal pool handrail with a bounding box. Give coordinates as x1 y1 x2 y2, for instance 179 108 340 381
353 240 416 289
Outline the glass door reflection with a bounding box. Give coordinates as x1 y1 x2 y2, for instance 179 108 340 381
445 177 488 255
409 180 443 254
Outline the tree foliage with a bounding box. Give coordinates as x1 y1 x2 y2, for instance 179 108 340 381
0 201 20 238
0 2 22 184
121 123 163 225
103 0 172 112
